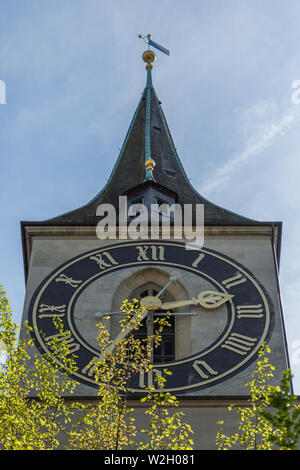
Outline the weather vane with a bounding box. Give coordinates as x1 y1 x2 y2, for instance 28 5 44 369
138 34 170 56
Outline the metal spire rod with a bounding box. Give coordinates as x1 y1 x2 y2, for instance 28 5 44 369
137 34 170 182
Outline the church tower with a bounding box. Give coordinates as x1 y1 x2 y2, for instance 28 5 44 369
20 42 290 449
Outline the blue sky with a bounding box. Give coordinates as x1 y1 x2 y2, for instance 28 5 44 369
1 0 300 391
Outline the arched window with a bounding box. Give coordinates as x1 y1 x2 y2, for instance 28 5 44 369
130 283 175 363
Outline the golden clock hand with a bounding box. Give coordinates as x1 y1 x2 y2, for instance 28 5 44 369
155 276 177 298
105 293 164 354
197 291 233 308
100 308 149 359
160 290 233 310
95 310 198 318
160 299 195 310
95 276 177 318
95 310 123 318
154 312 198 316
98 277 177 359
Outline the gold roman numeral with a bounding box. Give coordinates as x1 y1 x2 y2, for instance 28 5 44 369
139 368 162 388
136 245 165 262
90 251 119 270
192 360 218 379
222 272 247 289
44 332 80 355
191 253 205 268
236 304 264 319
38 304 66 319
221 333 257 355
55 274 82 288
81 356 100 377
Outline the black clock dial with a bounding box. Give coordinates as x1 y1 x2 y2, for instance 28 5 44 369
28 240 274 393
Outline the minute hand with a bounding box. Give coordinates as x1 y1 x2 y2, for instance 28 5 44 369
98 308 149 360
160 291 233 310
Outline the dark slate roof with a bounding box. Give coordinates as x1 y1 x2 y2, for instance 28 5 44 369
34 63 265 226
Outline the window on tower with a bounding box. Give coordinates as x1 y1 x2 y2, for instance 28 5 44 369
130 283 175 364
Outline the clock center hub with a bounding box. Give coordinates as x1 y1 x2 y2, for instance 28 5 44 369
140 296 162 311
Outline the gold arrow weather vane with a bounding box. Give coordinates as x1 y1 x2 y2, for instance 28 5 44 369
138 33 170 56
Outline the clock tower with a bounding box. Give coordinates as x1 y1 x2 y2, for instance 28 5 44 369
20 46 290 449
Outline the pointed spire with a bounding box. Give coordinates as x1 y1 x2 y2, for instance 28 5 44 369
43 45 255 227
142 50 156 181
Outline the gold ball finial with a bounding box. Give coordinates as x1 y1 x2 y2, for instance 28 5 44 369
145 158 156 172
142 50 156 70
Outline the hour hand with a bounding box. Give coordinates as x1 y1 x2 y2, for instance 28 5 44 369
160 290 233 310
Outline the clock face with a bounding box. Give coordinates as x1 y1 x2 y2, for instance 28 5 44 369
28 240 274 393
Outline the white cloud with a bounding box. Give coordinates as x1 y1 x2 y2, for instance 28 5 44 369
198 101 300 195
